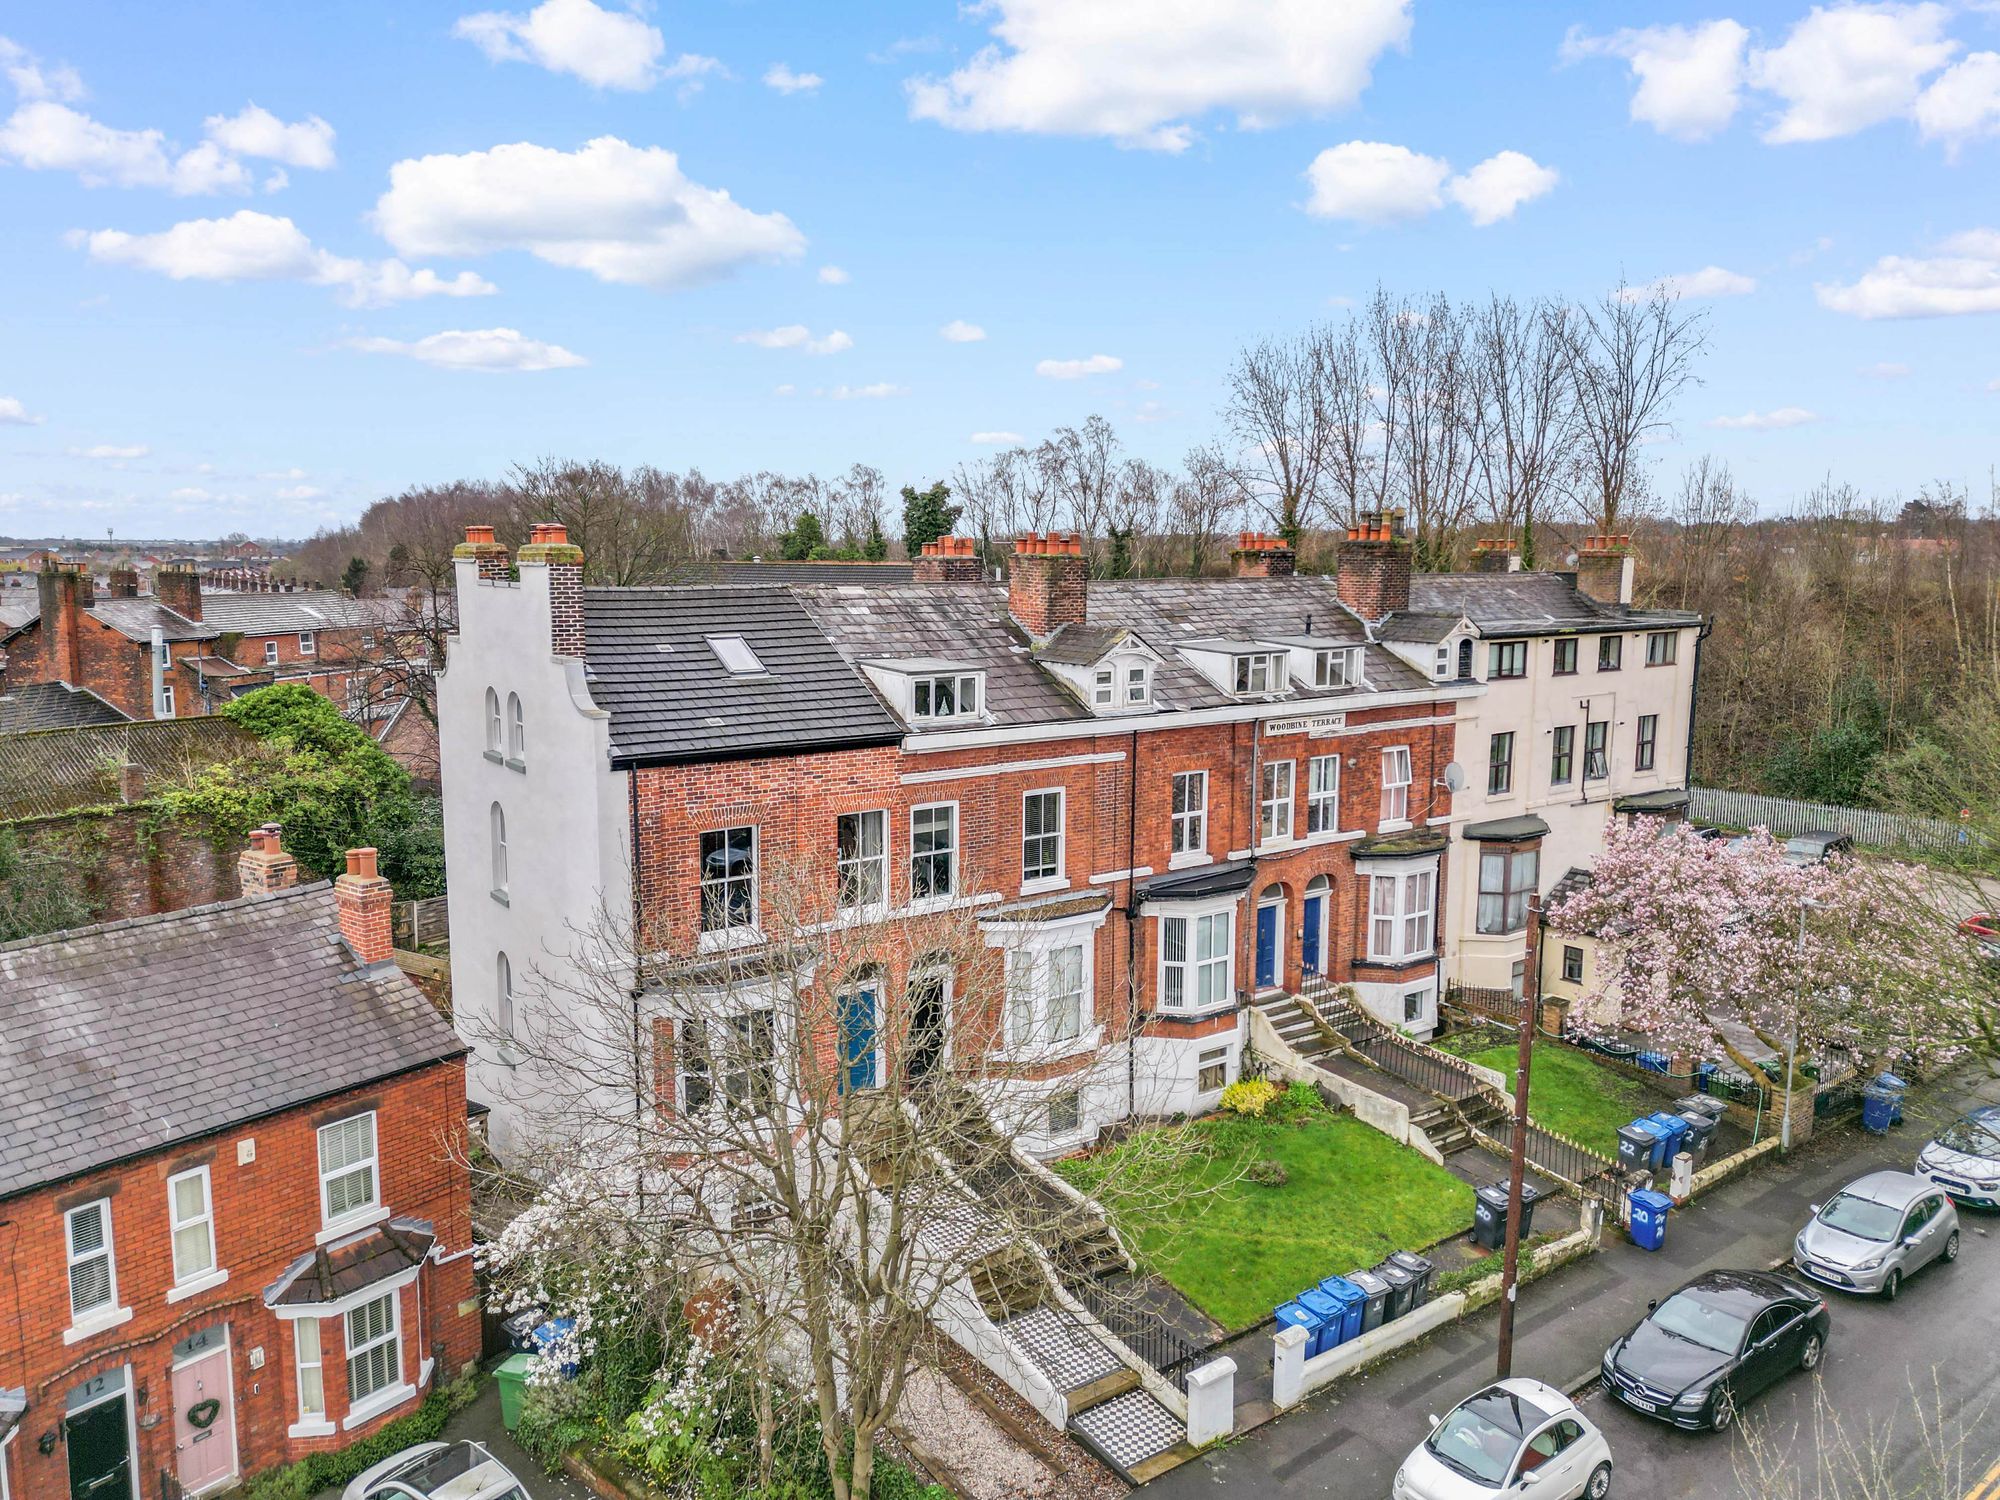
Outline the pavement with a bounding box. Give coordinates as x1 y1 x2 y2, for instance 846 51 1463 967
1147 1064 2000 1499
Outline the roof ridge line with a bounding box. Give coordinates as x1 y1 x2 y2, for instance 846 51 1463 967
0 878 332 958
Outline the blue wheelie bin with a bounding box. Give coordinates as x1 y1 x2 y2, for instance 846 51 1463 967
1298 1286 1344 1356
1646 1112 1690 1168
1317 1276 1366 1344
1874 1071 1907 1126
1862 1085 1896 1134
1629 1189 1673 1251
1275 1300 1323 1353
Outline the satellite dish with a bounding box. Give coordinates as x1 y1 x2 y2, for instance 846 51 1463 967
1441 762 1466 792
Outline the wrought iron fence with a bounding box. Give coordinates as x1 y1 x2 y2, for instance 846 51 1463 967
1444 984 1527 1027
1355 1027 1490 1104
1483 1115 1619 1189
1072 1279 1215 1386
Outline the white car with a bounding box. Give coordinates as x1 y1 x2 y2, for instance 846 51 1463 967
342 1442 529 1500
1394 1378 1613 1500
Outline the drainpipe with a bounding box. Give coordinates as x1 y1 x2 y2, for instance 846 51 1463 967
1682 617 1712 798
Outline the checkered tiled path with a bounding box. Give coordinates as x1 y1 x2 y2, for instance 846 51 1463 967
1069 1389 1185 1471
999 1306 1122 1391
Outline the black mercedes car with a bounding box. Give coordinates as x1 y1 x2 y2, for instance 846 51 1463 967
1600 1269 1831 1431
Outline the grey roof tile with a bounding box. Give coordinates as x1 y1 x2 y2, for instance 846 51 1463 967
0 681 131 734
89 597 218 643
0 883 465 1200
196 590 373 635
1405 572 1699 634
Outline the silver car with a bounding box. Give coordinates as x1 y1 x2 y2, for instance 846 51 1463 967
342 1442 529 1500
1916 1105 2000 1208
1793 1170 1960 1299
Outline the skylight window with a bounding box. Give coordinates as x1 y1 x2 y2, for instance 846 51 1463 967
707 634 767 677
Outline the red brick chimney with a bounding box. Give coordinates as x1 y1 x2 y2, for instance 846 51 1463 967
912 535 984 583
1575 534 1636 605
517 521 585 657
237 823 299 896
155 566 202 622
1231 531 1297 579
1335 511 1413 621
35 566 91 683
107 567 140 598
1471 537 1521 574
335 846 394 964
453 523 513 582
1007 532 1087 638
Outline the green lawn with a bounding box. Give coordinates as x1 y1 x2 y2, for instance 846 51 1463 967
1459 1039 1662 1154
1054 1111 1474 1333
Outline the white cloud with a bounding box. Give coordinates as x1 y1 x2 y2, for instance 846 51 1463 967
1304 141 1554 226
1708 406 1818 429
773 383 796 396
1749 2 1956 143
939 319 986 342
817 264 849 284
262 168 290 194
169 486 213 501
1036 354 1123 379
764 63 823 95
0 396 42 426
1304 141 1448 223
371 137 805 291
454 0 718 91
0 36 84 103
76 210 497 307
1988 378 2000 392
346 327 587 372
70 443 148 459
1915 51 2000 148
275 484 325 500
735 324 853 355
1444 150 1559 225
1621 265 1758 300
203 104 336 169
1561 21 1750 141
1861 360 1912 377
970 430 1023 444
825 382 906 399
906 0 1412 152
0 101 252 193
258 467 308 480
1817 227 2000 317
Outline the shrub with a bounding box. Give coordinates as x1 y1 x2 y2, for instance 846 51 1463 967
244 1371 482 1500
1244 1157 1288 1188
1275 1081 1324 1119
1219 1079 1280 1117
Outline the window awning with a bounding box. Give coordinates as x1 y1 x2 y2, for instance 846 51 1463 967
1462 815 1552 842
263 1217 435 1311
1352 830 1449 859
1135 859 1255 903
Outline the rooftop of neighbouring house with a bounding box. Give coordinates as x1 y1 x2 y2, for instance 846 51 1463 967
0 681 131 734
0 881 466 1201
1408 571 1698 636
0 716 260 820
196 588 378 635
0 590 218 643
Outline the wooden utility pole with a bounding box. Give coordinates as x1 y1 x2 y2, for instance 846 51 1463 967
1496 899 1543 1379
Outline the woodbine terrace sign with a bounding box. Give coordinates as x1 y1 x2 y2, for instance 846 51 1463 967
1266 712 1349 738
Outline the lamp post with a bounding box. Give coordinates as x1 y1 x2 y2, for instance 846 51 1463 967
1781 896 1824 1154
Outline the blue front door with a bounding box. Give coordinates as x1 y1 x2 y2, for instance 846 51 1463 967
1302 894 1324 975
1256 904 1279 989
838 986 877 1093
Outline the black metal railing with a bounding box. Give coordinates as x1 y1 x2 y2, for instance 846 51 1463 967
1073 1279 1215 1387
1483 1115 1619 1189
1444 984 1527 1027
1357 1028 1491 1104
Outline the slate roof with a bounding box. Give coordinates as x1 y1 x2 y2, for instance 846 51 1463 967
265 1217 436 1308
0 883 466 1201
0 716 259 820
0 681 130 734
87 597 218 643
1406 572 1699 636
197 590 372 635
705 559 916 586
1036 623 1142 666
1376 611 1463 644
581 585 905 767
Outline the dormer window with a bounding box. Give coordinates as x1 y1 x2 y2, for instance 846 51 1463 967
1233 653 1281 694
1125 664 1150 705
914 673 982 720
1093 668 1115 706
1314 648 1360 689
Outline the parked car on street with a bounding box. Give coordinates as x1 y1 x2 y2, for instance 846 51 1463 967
1782 830 1854 865
1793 1170 1960 1299
342 1442 530 1500
1600 1269 1830 1431
1394 1378 1613 1499
1917 1106 2000 1208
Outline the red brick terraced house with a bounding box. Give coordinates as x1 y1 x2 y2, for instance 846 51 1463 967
440 516 1480 1162
0 838 479 1500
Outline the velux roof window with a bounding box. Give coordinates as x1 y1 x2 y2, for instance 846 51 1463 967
706 634 768 677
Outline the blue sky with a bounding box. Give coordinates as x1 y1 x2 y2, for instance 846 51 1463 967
2 0 1998 540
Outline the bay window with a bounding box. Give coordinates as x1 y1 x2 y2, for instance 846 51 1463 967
1007 943 1086 1050
1160 909 1232 1011
1368 868 1435 961
345 1291 399 1403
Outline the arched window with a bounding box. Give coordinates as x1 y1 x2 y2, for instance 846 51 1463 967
506 692 525 763
484 687 502 753
496 951 515 1039
1456 638 1474 680
489 802 509 898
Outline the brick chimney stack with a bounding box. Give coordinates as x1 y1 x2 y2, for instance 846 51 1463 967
1575 534 1636 606
155 565 202 622
1471 537 1522 574
1231 531 1297 579
36 565 91 683
453 523 513 582
912 535 985 583
1334 511 1413 622
517 521 586 657
238 823 299 896
1007 532 1087 639
335 846 394 964
107 566 140 598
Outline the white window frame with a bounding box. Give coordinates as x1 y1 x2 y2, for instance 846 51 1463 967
264 639 280 666
317 1112 381 1232
1005 941 1088 1053
836 809 888 912
505 692 525 763
1233 653 1279 694
65 1199 119 1326
1093 667 1115 706
1196 1046 1230 1094
1306 754 1339 836
1367 866 1436 962
489 801 508 900
298 631 316 657
1158 906 1234 1013
1046 1091 1082 1138
1171 770 1207 857
344 1290 401 1408
911 802 957 902
293 1317 328 1432
912 673 982 722
1314 647 1359 688
698 825 758 936
484 687 502 754
1021 788 1065 889
166 1165 216 1287
158 682 175 718
496 951 515 1042
1380 746 1412 826
1124 663 1150 704
1259 759 1295 843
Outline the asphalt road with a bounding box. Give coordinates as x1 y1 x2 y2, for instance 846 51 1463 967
1150 1065 2000 1500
